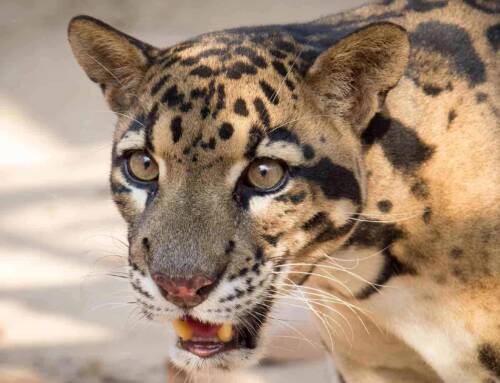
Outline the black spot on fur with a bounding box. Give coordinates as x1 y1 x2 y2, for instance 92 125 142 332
226 61 258 79
302 212 327 230
411 179 430 199
259 80 279 105
219 123 234 140
170 116 183 143
476 92 488 103
200 106 210 119
190 88 206 100
405 0 448 12
254 98 271 128
162 85 184 108
269 49 287 59
423 207 432 224
212 84 226 118
234 46 267 68
423 84 443 96
267 127 299 144
190 65 214 78
276 191 306 205
271 60 288 77
162 55 180 69
362 113 392 146
410 21 486 86
234 98 249 116
478 343 500 377
293 158 361 205
263 233 281 246
285 79 296 91
275 40 295 52
450 247 464 259
486 24 500 51
245 126 264 159
377 200 393 213
225 240 235 255
302 144 315 160
356 249 415 299
363 114 434 174
464 0 500 14
448 109 457 125
151 75 170 96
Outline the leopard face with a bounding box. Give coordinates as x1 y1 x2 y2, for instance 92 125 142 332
68 15 409 372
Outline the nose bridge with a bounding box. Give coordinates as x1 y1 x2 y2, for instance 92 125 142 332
147 181 234 280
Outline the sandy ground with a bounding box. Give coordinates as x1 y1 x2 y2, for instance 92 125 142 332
0 1 367 382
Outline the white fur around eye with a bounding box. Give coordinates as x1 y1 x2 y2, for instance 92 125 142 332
116 130 146 156
226 161 248 187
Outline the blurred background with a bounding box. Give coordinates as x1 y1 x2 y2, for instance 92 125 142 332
0 1 367 382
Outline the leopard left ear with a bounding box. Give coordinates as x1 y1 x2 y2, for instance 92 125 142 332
68 15 158 112
305 22 410 134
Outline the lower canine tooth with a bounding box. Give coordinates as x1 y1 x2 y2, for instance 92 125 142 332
172 319 194 341
217 323 233 343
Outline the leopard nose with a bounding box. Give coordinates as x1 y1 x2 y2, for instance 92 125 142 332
152 273 216 308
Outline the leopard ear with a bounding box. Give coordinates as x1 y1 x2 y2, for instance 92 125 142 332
68 15 158 112
305 22 409 134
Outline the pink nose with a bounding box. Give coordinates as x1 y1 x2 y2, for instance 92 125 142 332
152 273 215 308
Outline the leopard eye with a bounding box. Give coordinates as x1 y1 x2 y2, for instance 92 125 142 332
246 158 286 191
126 151 159 183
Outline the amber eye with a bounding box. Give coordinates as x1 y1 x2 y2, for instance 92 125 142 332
126 151 159 183
246 158 286 191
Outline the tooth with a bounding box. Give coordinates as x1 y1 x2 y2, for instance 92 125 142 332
217 323 233 343
172 319 194 341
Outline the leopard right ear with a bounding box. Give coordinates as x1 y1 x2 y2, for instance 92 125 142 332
68 15 158 112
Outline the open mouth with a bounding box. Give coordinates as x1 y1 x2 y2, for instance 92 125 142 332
172 315 260 358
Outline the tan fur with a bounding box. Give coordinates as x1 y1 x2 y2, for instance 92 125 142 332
68 0 499 381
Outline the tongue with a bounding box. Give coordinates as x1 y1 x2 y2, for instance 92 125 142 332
185 317 220 338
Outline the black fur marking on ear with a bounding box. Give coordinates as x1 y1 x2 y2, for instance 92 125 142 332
478 343 500 378
292 157 361 205
410 21 486 86
486 24 500 51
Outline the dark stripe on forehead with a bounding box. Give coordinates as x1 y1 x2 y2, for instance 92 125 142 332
170 116 183 143
234 46 268 68
150 75 170 96
253 98 271 128
259 80 279 105
245 126 264 159
234 98 249 116
144 103 159 151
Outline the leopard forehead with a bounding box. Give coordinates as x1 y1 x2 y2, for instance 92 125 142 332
115 33 318 163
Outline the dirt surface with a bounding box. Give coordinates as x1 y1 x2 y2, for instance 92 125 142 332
0 1 366 382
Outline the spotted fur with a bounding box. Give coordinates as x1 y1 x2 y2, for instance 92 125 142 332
69 0 499 381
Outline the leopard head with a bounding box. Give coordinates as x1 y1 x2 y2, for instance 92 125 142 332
68 15 409 372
